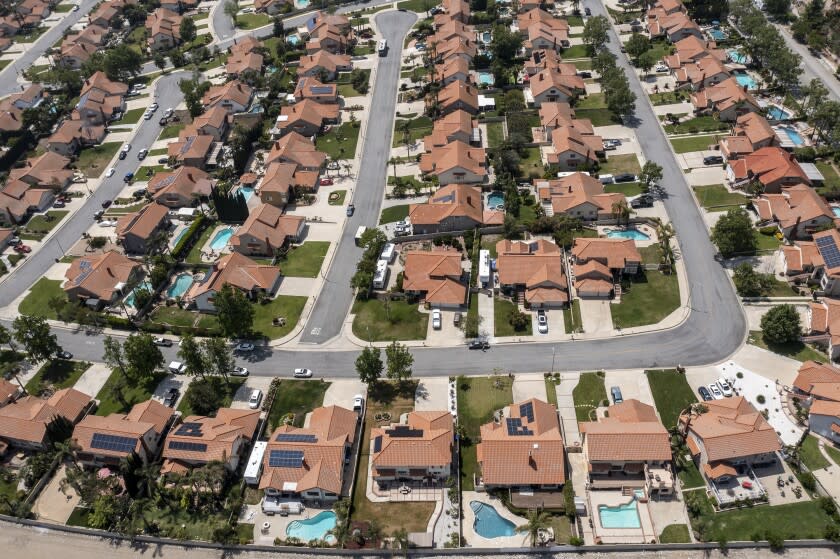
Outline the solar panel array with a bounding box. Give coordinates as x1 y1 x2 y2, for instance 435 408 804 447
73 259 94 287
153 173 177 189
175 422 203 437
275 433 318 443
817 235 840 269
520 402 535 423
433 193 456 204
268 449 304 468
390 425 424 438
90 433 137 453
373 435 383 453
506 417 534 436
311 86 334 95
168 440 208 452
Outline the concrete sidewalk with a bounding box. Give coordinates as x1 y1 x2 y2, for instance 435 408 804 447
555 371 581 446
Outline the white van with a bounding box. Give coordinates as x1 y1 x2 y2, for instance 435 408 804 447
168 361 187 375
355 225 367 246
248 389 263 409
378 39 387 56
598 174 615 184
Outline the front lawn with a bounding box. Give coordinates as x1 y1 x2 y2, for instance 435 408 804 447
121 107 147 124
572 371 607 423
748 330 828 362
396 0 435 12
494 297 532 337
659 524 691 543
645 369 697 428
19 278 64 319
457 375 514 490
598 153 642 176
252 295 307 339
391 116 433 147
315 122 361 160
611 271 680 329
604 182 643 196
25 360 90 396
337 69 371 97
815 162 840 199
670 135 720 154
95 371 166 416
236 12 271 29
352 298 429 341
800 435 830 470
177 377 247 416
158 123 185 140
379 204 410 224
692 184 747 209
638 243 662 265
562 44 589 58
753 229 781 252
278 241 329 277
265 379 330 432
328 190 347 205
563 299 582 334
574 92 621 126
825 443 840 465
76 142 121 177
150 306 201 329
20 210 69 241
664 115 727 135
649 91 690 106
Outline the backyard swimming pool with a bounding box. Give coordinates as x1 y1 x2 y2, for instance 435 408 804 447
482 31 492 43
478 72 494 86
606 228 650 241
209 227 234 251
172 227 189 246
707 28 727 40
294 0 310 8
286 511 336 542
287 34 300 45
778 125 804 146
470 501 516 539
734 73 758 90
832 207 840 218
166 273 194 298
124 281 153 308
238 186 256 201
487 191 504 210
727 49 748 64
767 105 792 121
598 494 642 529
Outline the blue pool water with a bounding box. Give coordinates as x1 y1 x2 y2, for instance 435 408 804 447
734 73 758 90
607 228 650 241
727 49 748 64
599 496 642 529
287 34 300 45
172 227 189 246
487 192 504 210
478 72 494 86
482 31 492 43
239 186 255 201
166 273 194 298
286 511 336 541
767 105 792 121
470 501 516 539
124 281 153 308
707 28 727 41
832 207 840 217
294 0 310 8
209 227 234 251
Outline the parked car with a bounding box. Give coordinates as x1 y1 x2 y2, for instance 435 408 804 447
163 108 174 119
610 386 623 404
468 338 490 350
577 71 592 78
655 63 669 73
153 336 173 347
230 366 249 377
584 7 591 15
235 342 255 352
294 368 313 378
353 394 364 412
105 167 115 177
703 155 724 165
13 244 31 253
432 309 441 330
620 45 626 53
121 143 132 153
614 173 636 183
99 220 117 227
157 157 169 164
118 151 127 160
698 386 713 401
168 361 187 374
453 312 461 327
717 378 733 397
143 110 153 120
631 194 654 209
248 389 263 409
123 172 134 182
55 350 73 360
708 383 724 399
159 116 169 125
6 237 20 246
137 149 148 160
93 210 104 220
346 204 355 216
163 388 179 407
149 103 159 112
319 178 334 186
101 200 112 209
132 188 147 199
53 200 66 208
537 309 548 333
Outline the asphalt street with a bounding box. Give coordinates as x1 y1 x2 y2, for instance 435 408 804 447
773 23 840 101
210 0 236 42
0 0 101 96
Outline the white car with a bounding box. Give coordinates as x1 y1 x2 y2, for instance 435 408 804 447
143 110 153 120
230 366 249 377
164 108 174 118
152 336 173 347
235 342 255 352
708 383 724 399
537 310 548 334
121 143 131 153
248 389 262 409
431 309 441 330
717 378 733 397
149 103 159 112
99 220 117 227
353 394 364 412
654 63 669 72
294 368 313 378
105 167 115 177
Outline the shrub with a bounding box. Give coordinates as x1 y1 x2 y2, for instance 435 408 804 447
760 304 802 344
799 471 816 492
759 225 778 235
172 215 207 259
765 530 784 550
756 394 765 404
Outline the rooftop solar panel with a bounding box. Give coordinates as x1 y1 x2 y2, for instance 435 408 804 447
168 440 208 452
90 433 137 454
175 422 203 437
373 435 382 453
520 402 535 423
268 449 304 468
275 433 318 443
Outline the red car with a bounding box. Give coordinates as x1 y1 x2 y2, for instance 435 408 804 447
319 178 334 186
13 244 30 253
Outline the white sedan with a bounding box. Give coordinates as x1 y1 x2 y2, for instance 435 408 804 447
105 168 115 178
294 368 313 378
235 342 255 352
99 220 118 227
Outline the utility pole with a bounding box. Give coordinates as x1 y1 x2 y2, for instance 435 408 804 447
550 346 556 375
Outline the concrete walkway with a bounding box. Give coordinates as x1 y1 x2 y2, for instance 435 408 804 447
73 362 111 400
476 290 495 341
555 371 581 446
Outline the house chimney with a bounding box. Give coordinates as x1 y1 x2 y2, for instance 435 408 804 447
540 73 544 81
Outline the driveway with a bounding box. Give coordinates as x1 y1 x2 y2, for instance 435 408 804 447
414 377 449 411
579 299 614 334
530 308 565 339
426 308 464 347
512 373 548 402
603 369 654 407
73 362 110 400
230 376 272 410
679 150 724 169
323 378 366 408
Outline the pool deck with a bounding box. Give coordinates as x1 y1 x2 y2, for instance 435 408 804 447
588 490 656 544
197 224 238 263
596 223 658 247
242 502 336 546
461 491 529 548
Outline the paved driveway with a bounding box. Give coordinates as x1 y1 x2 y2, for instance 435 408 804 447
323 379 366 408
512 373 548 402
679 150 724 169
230 376 272 410
73 362 110 400
530 309 565 339
414 377 449 411
603 369 654 407
426 309 464 347
579 299 614 334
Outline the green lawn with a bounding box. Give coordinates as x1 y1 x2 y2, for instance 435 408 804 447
649 91 690 106
265 379 330 432
678 459 705 489
800 435 830 470
252 295 307 340
563 299 582 334
379 204 410 224
185 223 216 264
95 371 166 416
753 229 782 252
76 142 121 177
544 377 559 407
121 107 147 125
392 116 433 148
315 122 361 160
670 135 721 154
748 330 828 362
487 121 505 148
611 271 680 329
494 297 532 337
604 182 643 197
19 278 64 319
396 0 435 12
638 243 661 265
572 371 608 423
25 360 90 396
692 184 747 209
645 369 697 429
328 190 347 205
20 210 68 241
562 44 589 58
177 377 246 416
599 154 642 176
352 298 429 341
457 375 514 490
659 524 691 543
54 2 74 11
150 306 200 329
664 115 728 135
518 146 544 179
574 92 621 126
158 123 185 140
571 59 592 70
236 12 271 29
824 443 840 465
337 69 371 97
277 241 329 277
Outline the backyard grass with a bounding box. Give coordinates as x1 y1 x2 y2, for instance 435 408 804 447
236 12 271 29
379 204 410 224
517 147 544 178
645 369 697 429
158 123 186 140
692 184 747 209
563 299 582 334
25 360 90 396
328 190 347 205
185 223 216 264
598 153 642 176
487 121 505 148
638 243 662 265
659 524 691 543
494 297 532 337
315 122 361 160
664 115 727 135
19 278 64 319
20 210 68 241
396 0 435 12
604 182 643 197
351 381 435 532
611 271 679 329
352 298 428 341
95 371 166 416
76 142 121 177
562 44 589 58
572 371 608 423
677 459 705 489
277 241 329 277
457 375 514 490
753 229 781 252
824 443 840 465
265 379 330 432
800 435 830 471
670 135 721 154
177 377 246 416
151 306 200 329
252 295 307 340
748 330 828 362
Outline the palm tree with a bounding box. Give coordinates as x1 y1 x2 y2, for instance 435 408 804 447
515 509 551 547
388 157 399 183
390 528 409 556
611 200 632 226
656 221 675 273
135 462 161 500
401 119 413 156
366 519 383 548
327 519 350 548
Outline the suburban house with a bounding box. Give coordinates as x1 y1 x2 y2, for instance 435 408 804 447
230 203 306 256
0 378 21 408
434 80 479 115
267 131 327 171
161 408 260 474
544 126 604 170
297 51 352 81
168 126 216 169
672 56 730 90
726 146 810 193
664 35 726 70
680 397 781 485
523 49 578 77
63 251 142 305
193 106 230 141
754 184 835 240
185 252 281 312
526 67 585 107
435 0 469 24
260 405 357 503
807 398 840 445
433 20 473 44
0 180 54 225
792 361 840 429
201 80 254 114
273 99 340 138
422 109 480 149
73 72 127 126
523 20 570 52
259 161 319 208
580 399 673 494
516 9 570 40
572 238 642 298
293 77 339 104
46 120 106 156
148 166 214 207
89 2 120 28
370 411 453 485
690 77 760 121
440 57 471 86
476 399 565 491
408 183 495 234
719 113 778 160
434 36 477 63
0 388 93 450
145 8 182 51
59 40 99 69
116 202 171 255
225 40 264 79
402 248 468 308
495 239 569 308
10 152 73 190
535 172 624 221
646 3 702 43
73 399 175 467
419 141 487 184
537 102 593 143
808 297 840 361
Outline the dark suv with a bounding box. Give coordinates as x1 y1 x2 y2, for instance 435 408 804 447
631 194 654 208
703 155 724 165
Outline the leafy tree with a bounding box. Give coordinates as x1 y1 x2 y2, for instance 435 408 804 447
103 45 143 82
12 315 59 363
185 377 225 415
764 0 790 18
490 23 523 66
177 333 207 378
355 346 383 385
638 51 657 76
515 509 551 547
509 307 529 331
604 77 636 117
732 263 773 297
122 333 164 385
170 49 187 68
710 208 757 258
272 15 284 37
180 16 197 43
760 304 801 344
581 15 610 53
0 324 17 352
625 33 650 61
179 75 206 118
385 341 413 383
224 0 238 25
214 283 255 339
201 337 234 379
639 161 663 190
